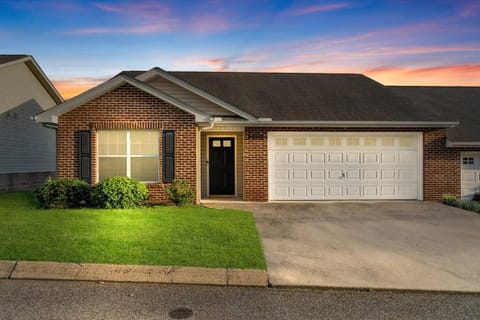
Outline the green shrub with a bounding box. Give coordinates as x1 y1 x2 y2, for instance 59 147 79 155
35 177 92 209
441 194 459 207
165 179 195 206
457 200 480 213
92 176 148 209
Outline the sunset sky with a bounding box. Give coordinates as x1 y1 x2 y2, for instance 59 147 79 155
1 0 479 98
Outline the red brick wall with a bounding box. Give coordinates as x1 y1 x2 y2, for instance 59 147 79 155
243 127 480 202
57 84 197 203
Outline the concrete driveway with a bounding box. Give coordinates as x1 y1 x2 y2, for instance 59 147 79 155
207 201 480 292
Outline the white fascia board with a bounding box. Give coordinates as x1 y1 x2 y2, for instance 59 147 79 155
447 139 480 147
35 75 211 124
136 68 257 121
210 120 459 128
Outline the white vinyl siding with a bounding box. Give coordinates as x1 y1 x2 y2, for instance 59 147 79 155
97 130 159 182
268 132 423 200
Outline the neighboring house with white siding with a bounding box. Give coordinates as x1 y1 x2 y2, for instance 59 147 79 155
0 55 63 191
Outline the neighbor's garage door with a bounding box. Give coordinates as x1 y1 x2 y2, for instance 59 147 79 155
461 152 480 200
268 132 423 200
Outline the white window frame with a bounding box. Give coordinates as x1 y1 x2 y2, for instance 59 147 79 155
97 130 159 183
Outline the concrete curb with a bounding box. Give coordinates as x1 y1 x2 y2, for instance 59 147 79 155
0 261 268 287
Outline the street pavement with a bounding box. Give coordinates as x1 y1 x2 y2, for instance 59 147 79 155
0 280 479 319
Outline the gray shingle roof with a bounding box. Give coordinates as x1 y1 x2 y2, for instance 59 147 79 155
118 70 480 142
388 86 480 142
0 55 29 65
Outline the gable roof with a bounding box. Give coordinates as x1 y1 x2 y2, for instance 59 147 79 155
0 54 29 64
388 86 480 144
35 74 211 124
0 54 63 105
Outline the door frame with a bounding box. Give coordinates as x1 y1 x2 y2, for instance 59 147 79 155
206 134 237 197
267 131 424 201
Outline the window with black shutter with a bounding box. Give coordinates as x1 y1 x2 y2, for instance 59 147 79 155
78 130 91 183
163 130 175 182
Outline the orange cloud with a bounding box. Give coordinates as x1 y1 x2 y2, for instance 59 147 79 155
52 77 107 99
365 64 480 86
285 3 351 16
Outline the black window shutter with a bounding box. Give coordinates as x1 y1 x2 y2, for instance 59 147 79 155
163 130 175 183
78 130 91 183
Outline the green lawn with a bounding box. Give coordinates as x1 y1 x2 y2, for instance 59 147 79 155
0 192 266 269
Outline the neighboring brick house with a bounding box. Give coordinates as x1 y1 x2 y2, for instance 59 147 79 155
36 68 480 203
0 55 63 191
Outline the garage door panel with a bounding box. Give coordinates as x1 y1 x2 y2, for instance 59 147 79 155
293 169 307 180
311 170 325 180
345 185 362 197
328 185 343 197
292 186 308 197
364 152 380 164
310 153 325 163
398 184 418 196
269 133 421 200
328 169 343 180
398 168 417 180
345 153 361 164
310 186 325 197
274 152 290 164
381 169 396 180
364 169 379 180
364 186 379 197
399 151 417 163
328 153 343 163
462 171 476 182
381 152 396 164
345 169 361 180
292 153 307 164
274 169 290 180
381 185 396 196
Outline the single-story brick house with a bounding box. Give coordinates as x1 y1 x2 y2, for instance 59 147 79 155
36 68 480 203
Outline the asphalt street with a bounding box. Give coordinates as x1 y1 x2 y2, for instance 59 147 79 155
0 280 479 320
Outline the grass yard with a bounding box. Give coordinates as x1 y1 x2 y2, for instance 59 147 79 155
0 192 266 269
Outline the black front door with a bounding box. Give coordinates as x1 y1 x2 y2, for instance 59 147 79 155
209 137 235 195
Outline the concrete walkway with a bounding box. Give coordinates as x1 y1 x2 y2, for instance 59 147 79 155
0 261 267 287
207 201 480 292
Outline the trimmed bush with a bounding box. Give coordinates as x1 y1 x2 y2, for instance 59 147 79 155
457 200 480 213
165 179 195 206
35 177 92 209
441 194 459 207
92 176 148 209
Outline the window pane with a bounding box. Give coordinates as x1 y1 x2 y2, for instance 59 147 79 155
131 130 159 155
98 131 126 155
275 137 288 146
98 157 126 181
131 157 159 182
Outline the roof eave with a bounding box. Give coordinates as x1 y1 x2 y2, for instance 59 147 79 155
446 140 480 147
207 120 459 128
35 75 211 124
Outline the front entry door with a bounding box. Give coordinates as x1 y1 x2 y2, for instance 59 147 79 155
209 137 235 195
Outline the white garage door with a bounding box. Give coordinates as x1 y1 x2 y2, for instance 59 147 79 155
461 153 480 200
268 132 423 200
